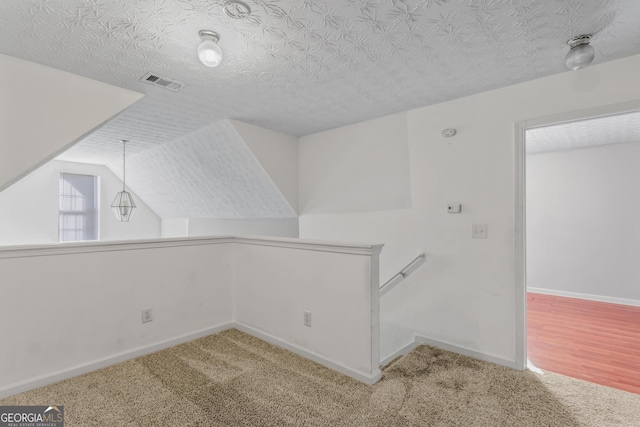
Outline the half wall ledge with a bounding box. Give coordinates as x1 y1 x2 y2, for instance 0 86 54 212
0 235 384 259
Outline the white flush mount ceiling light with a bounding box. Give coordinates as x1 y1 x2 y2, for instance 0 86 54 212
565 34 595 70
223 0 251 19
198 30 223 68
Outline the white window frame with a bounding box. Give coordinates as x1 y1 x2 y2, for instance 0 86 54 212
59 173 100 243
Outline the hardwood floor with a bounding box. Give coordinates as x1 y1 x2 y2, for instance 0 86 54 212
527 292 640 395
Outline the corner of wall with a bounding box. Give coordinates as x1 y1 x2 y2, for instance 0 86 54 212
230 119 299 215
231 241 237 323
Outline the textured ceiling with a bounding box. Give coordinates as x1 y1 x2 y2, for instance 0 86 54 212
2 0 640 142
114 119 296 218
3 0 640 219
526 110 640 154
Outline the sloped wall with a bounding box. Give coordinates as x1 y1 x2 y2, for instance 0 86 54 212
0 54 143 191
119 119 296 219
231 119 299 214
130 119 300 239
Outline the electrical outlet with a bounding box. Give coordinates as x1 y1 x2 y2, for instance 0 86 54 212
472 224 487 239
141 307 153 323
304 310 312 327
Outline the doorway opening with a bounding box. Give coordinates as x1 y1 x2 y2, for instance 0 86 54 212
519 106 640 394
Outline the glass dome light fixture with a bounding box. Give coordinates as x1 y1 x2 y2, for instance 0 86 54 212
111 140 136 222
565 34 595 70
198 30 223 68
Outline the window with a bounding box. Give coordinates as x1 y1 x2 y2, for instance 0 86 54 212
59 173 99 242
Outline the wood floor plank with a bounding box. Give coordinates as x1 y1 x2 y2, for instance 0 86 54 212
527 292 640 395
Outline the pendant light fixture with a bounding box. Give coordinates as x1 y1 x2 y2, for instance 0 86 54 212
565 34 595 70
198 30 223 67
111 140 136 222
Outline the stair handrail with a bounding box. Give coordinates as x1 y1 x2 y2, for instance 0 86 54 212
379 252 426 296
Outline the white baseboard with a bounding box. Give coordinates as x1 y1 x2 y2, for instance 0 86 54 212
414 335 518 370
528 287 640 307
1 320 383 399
0 322 234 400
380 341 420 367
234 322 382 385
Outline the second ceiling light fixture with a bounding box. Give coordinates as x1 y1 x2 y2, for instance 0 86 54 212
198 30 223 67
197 0 251 68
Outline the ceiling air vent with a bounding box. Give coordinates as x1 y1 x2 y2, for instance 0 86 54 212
140 72 185 91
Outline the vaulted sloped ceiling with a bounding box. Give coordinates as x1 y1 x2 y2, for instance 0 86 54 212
108 120 297 218
0 53 143 192
98 119 296 219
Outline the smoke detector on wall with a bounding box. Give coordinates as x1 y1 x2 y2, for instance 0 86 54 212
442 128 457 138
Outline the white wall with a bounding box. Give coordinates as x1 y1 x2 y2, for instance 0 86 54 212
299 112 411 214
188 218 298 238
233 239 381 381
0 241 234 394
527 141 640 303
231 119 299 214
0 54 143 191
0 236 382 396
299 53 640 364
161 219 189 238
0 160 161 246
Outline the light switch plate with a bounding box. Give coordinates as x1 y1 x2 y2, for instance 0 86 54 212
304 310 311 327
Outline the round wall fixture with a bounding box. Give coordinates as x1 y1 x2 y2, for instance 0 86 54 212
442 128 457 138
224 0 251 19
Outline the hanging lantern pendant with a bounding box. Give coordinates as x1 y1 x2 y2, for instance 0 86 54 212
111 190 136 222
111 140 136 222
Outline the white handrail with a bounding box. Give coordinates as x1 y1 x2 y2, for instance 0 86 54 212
379 252 426 296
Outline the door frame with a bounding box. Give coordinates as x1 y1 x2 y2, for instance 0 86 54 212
513 99 640 370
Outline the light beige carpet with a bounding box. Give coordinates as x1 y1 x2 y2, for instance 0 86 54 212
2 329 639 426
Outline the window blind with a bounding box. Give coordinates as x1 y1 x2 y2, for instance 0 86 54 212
59 173 98 242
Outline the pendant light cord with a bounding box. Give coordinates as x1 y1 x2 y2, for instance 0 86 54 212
122 139 127 192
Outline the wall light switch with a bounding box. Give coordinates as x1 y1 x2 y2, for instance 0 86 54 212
472 224 487 239
304 310 312 327
447 203 461 213
141 307 153 323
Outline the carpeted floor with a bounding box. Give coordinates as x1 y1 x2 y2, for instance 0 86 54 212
2 329 639 426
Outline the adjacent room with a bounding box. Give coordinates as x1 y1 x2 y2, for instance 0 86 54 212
526 111 640 394
1 0 640 425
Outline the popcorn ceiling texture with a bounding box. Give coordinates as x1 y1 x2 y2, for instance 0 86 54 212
115 119 296 219
2 0 640 154
2 1 640 217
526 110 640 154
